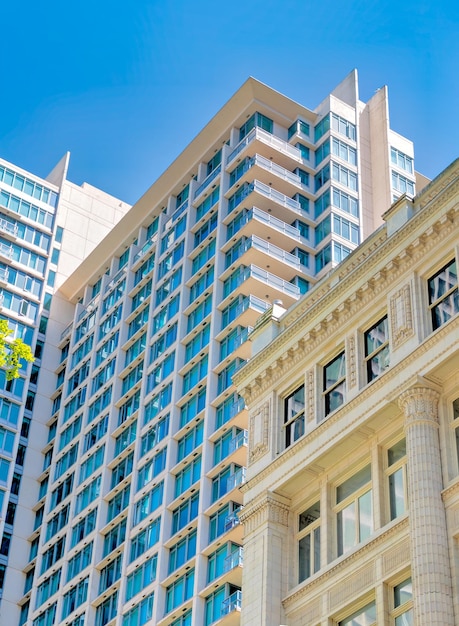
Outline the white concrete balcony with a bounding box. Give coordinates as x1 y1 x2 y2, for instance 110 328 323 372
227 126 309 170
231 153 311 198
193 164 222 202
0 217 18 239
223 263 300 309
0 241 13 261
224 234 302 282
226 205 313 251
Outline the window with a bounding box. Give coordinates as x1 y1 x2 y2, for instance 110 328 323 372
130 517 161 563
103 518 127 557
391 171 415 195
239 112 273 140
180 388 206 428
336 465 372 556
95 591 118 626
88 388 112 425
209 502 240 542
70 509 97 548
137 446 167 491
175 456 201 497
140 415 169 451
428 259 459 330
67 542 93 582
392 578 413 625
172 493 199 534
111 452 134 489
177 421 203 462
165 570 194 613
298 501 320 582
169 531 197 574
391 147 413 173
207 543 242 583
99 554 123 593
133 482 164 526
125 555 157 601
365 316 389 382
33 604 56 626
122 593 154 626
323 351 346 416
41 537 65 574
288 119 310 139
107 484 131 522
35 569 62 608
115 420 137 456
75 475 101 515
387 439 407 521
339 601 376 625
284 385 305 447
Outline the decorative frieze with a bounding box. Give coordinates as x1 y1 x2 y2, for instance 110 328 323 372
240 491 290 535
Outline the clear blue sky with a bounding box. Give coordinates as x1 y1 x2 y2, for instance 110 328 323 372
1 0 457 204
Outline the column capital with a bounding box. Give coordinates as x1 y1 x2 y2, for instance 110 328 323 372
240 491 290 534
398 384 440 427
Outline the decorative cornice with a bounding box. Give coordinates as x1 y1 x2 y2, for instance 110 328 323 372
234 189 459 399
242 314 459 493
282 517 409 608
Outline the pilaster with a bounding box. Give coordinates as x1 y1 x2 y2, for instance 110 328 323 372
398 385 455 625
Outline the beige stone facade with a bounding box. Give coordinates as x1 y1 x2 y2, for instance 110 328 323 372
234 159 459 625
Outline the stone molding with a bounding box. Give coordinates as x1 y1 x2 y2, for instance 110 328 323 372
249 400 270 463
282 517 409 609
235 197 459 403
241 314 459 493
240 491 290 534
390 283 414 347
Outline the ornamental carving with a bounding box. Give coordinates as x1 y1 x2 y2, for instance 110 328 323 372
398 386 440 427
390 284 414 348
240 492 290 534
306 368 315 423
249 400 270 463
347 334 357 388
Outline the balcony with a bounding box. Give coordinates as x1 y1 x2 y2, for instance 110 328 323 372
221 590 242 616
230 153 307 198
0 217 18 239
224 235 302 282
0 241 13 261
227 206 312 252
225 264 300 308
193 164 222 201
224 547 244 572
226 466 246 491
0 266 8 284
227 126 308 170
133 232 158 265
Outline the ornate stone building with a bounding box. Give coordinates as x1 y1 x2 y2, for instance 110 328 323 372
234 159 459 625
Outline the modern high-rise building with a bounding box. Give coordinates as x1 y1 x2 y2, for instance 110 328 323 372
234 158 459 626
1 70 422 626
0 153 130 610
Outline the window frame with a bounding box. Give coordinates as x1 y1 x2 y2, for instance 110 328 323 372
323 350 346 417
427 258 459 331
364 315 390 383
335 463 373 556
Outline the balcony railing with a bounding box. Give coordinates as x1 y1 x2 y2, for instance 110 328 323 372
224 547 244 572
227 126 306 166
0 267 8 282
253 153 302 187
221 590 242 615
133 233 158 263
0 241 13 259
251 206 301 239
194 164 222 200
229 430 248 454
226 467 246 491
247 264 301 299
252 179 304 215
224 511 241 532
105 266 127 293
250 234 301 270
0 217 18 237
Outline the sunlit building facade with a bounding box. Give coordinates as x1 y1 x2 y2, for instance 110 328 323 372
0 154 130 607
1 70 421 625
234 159 459 626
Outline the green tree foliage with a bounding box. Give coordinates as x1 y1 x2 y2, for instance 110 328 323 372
0 319 34 380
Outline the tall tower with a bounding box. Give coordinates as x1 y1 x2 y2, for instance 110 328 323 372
2 71 419 626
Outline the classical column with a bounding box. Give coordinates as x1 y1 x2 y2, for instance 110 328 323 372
398 386 455 626
239 491 290 626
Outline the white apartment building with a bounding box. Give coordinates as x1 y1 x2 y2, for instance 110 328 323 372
0 153 130 607
1 70 420 626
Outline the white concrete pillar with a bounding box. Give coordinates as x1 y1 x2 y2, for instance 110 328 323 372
398 385 455 626
240 491 290 626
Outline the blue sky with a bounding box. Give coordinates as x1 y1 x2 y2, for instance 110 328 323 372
1 0 457 204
